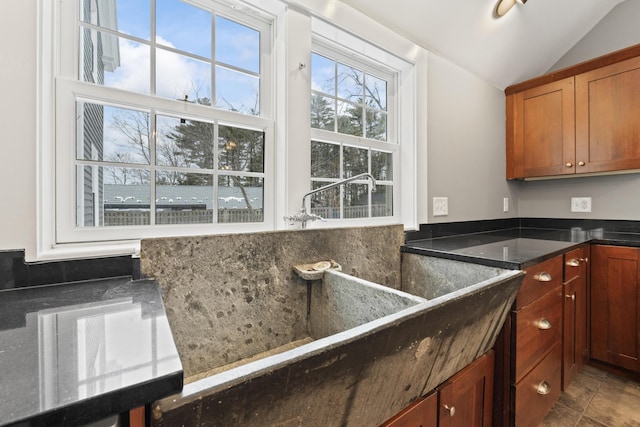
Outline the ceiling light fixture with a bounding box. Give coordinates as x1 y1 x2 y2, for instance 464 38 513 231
496 0 527 17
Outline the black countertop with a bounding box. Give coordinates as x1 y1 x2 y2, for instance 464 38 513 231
0 277 183 427
403 225 640 269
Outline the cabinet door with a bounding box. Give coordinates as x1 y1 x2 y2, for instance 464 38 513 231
591 245 640 372
506 77 575 179
575 55 640 173
380 391 437 427
438 351 494 427
562 246 588 390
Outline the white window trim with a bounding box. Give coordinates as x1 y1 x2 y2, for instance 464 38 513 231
37 0 283 260
306 16 416 230
36 0 418 261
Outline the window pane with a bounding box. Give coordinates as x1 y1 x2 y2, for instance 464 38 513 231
156 115 214 169
371 150 392 181
372 185 393 217
216 16 259 73
155 171 213 224
218 176 263 223
365 74 387 110
337 101 363 136
156 48 212 104
311 141 340 179
310 181 340 219
215 66 260 115
343 146 368 177
80 0 150 41
77 166 151 227
311 94 335 131
156 0 212 59
80 28 151 94
311 53 335 95
337 64 363 101
218 126 264 173
77 102 150 164
366 110 387 141
343 183 369 219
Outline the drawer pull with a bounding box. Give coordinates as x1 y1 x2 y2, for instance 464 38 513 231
536 381 551 395
566 294 575 301
533 272 552 282
566 258 580 267
580 257 588 263
536 318 552 330
443 404 455 416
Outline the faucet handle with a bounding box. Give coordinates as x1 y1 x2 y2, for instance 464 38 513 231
312 213 326 222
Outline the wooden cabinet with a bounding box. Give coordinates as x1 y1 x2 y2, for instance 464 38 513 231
381 351 494 427
493 255 565 427
438 350 494 427
506 77 575 179
510 255 563 426
381 391 437 427
562 245 589 390
591 245 640 372
575 56 640 174
506 44 640 179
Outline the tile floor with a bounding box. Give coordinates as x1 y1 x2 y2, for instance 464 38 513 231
540 364 640 426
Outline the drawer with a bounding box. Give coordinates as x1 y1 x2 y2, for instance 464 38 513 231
513 287 562 383
513 343 562 427
516 255 563 309
563 245 588 282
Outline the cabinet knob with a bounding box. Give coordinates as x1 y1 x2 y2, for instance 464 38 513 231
579 257 588 263
533 272 552 282
566 294 576 301
566 258 580 267
578 161 586 166
536 381 551 395
566 162 573 168
536 318 552 330
443 404 456 416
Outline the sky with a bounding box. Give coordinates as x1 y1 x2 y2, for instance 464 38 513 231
95 0 260 112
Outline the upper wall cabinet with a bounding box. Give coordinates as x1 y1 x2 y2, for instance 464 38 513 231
506 44 640 180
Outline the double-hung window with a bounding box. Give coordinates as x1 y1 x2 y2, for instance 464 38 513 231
309 42 397 222
55 0 274 244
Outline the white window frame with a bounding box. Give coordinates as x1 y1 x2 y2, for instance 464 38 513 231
306 17 416 229
50 0 278 249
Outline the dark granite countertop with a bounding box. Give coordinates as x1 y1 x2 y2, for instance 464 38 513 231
0 277 183 427
403 224 640 269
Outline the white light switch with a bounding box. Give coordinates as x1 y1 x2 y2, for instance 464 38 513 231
433 197 448 216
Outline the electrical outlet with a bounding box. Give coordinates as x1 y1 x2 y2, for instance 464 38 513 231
571 197 592 213
503 197 509 213
433 197 448 216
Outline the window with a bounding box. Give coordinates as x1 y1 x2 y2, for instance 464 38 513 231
55 0 274 243
310 45 396 221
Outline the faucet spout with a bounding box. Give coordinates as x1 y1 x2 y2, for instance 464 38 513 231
285 173 377 229
301 173 376 211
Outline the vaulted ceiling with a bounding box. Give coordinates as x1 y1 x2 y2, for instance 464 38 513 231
338 0 627 89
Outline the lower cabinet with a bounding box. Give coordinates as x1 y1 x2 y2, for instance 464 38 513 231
381 391 438 427
591 245 640 372
438 350 494 427
562 245 589 390
381 350 494 427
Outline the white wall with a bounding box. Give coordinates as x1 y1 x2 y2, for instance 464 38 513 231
0 2 38 257
425 54 518 223
517 0 640 220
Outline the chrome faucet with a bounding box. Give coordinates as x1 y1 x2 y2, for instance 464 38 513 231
285 173 377 229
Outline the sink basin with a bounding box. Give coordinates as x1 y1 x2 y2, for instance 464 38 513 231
179 269 427 386
402 252 518 300
152 253 524 427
